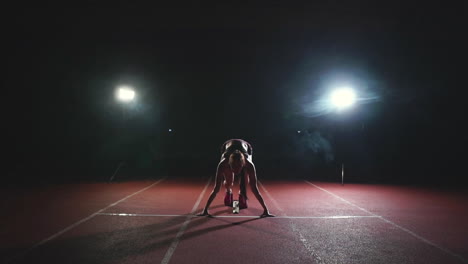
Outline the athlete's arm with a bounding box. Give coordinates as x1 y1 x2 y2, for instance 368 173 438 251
198 159 227 216
245 161 274 217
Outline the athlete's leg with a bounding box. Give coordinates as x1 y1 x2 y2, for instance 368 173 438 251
223 172 234 206
238 169 248 209
223 172 234 192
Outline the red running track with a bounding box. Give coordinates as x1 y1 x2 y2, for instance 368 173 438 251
1 176 467 264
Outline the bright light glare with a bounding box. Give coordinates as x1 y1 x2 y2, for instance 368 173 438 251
116 86 135 102
330 87 356 109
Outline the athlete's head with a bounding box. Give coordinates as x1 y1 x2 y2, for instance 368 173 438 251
229 150 246 174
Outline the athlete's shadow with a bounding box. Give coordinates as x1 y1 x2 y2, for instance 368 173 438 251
16 205 287 264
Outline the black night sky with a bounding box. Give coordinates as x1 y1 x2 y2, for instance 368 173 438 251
4 3 467 185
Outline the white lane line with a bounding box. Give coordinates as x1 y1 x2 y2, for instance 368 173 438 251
282 215 378 219
305 181 467 264
259 181 326 264
98 212 380 219
5 178 166 264
160 177 212 264
98 213 187 217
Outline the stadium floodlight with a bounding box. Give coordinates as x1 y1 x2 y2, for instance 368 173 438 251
329 87 356 110
116 86 135 102
326 86 357 186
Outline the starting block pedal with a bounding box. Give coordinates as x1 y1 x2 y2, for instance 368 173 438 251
232 200 240 214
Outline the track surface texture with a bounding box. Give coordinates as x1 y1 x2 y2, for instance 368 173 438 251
1 176 467 264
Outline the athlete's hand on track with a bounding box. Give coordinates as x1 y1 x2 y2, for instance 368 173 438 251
196 211 211 217
260 210 275 218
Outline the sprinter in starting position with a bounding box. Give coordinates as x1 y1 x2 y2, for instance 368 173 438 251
199 139 273 217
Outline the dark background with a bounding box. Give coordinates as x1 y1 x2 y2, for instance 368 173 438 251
3 3 466 185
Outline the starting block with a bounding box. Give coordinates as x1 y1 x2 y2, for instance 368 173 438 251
232 200 240 214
